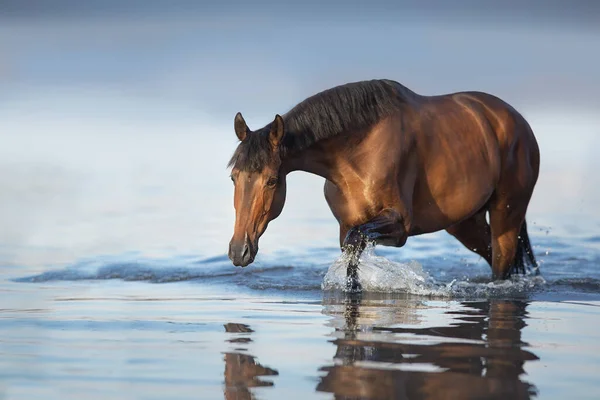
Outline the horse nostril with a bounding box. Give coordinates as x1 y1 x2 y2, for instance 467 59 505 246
241 242 250 259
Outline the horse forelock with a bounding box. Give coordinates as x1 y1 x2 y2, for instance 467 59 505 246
227 128 274 172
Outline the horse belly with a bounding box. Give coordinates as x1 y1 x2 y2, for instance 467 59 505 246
410 162 496 235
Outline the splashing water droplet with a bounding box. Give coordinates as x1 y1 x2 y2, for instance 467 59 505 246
321 244 450 296
321 243 547 298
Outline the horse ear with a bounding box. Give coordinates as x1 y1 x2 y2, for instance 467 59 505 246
269 114 284 148
234 112 248 141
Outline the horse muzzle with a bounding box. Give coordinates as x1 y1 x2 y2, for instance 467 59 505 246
228 235 256 267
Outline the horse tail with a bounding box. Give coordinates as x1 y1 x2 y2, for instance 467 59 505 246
510 219 539 276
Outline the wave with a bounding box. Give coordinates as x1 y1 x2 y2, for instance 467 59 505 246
12 246 599 298
321 244 547 298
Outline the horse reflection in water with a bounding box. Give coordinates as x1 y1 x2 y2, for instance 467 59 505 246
222 323 278 400
317 294 539 399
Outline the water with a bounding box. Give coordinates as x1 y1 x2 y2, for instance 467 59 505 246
2 251 600 399
2 89 600 399
3 197 600 399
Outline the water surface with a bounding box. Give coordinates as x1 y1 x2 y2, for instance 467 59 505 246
2 210 600 399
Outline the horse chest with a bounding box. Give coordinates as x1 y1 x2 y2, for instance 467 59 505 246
324 179 401 227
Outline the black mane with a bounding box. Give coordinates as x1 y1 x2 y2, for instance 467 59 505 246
228 79 405 172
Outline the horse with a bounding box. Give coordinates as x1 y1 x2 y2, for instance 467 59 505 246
227 79 540 291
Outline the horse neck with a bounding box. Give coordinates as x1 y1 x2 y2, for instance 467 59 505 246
280 133 358 185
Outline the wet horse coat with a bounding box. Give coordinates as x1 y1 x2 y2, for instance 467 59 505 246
227 79 540 290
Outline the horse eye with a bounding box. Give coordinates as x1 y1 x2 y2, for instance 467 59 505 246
230 175 235 184
266 177 278 187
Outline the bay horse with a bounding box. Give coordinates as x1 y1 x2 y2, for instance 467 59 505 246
227 79 540 291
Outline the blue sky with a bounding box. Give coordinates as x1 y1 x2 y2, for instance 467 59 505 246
2 1 599 118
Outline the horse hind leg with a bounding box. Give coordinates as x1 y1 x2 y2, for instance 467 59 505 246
446 209 493 266
488 196 537 280
487 105 539 280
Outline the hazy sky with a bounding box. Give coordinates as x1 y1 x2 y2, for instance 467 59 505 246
2 1 600 120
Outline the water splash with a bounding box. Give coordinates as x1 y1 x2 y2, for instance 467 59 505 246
448 275 547 298
322 244 450 296
321 244 547 298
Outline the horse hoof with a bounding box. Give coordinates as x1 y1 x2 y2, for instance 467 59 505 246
346 277 362 293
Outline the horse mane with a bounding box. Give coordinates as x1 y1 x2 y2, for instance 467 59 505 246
228 79 405 172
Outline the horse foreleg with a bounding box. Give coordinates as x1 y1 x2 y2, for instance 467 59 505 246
341 209 408 292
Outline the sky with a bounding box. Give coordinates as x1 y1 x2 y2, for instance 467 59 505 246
0 1 599 264
2 1 600 118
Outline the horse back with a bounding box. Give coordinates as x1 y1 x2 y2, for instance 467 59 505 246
405 91 539 233
450 91 540 190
